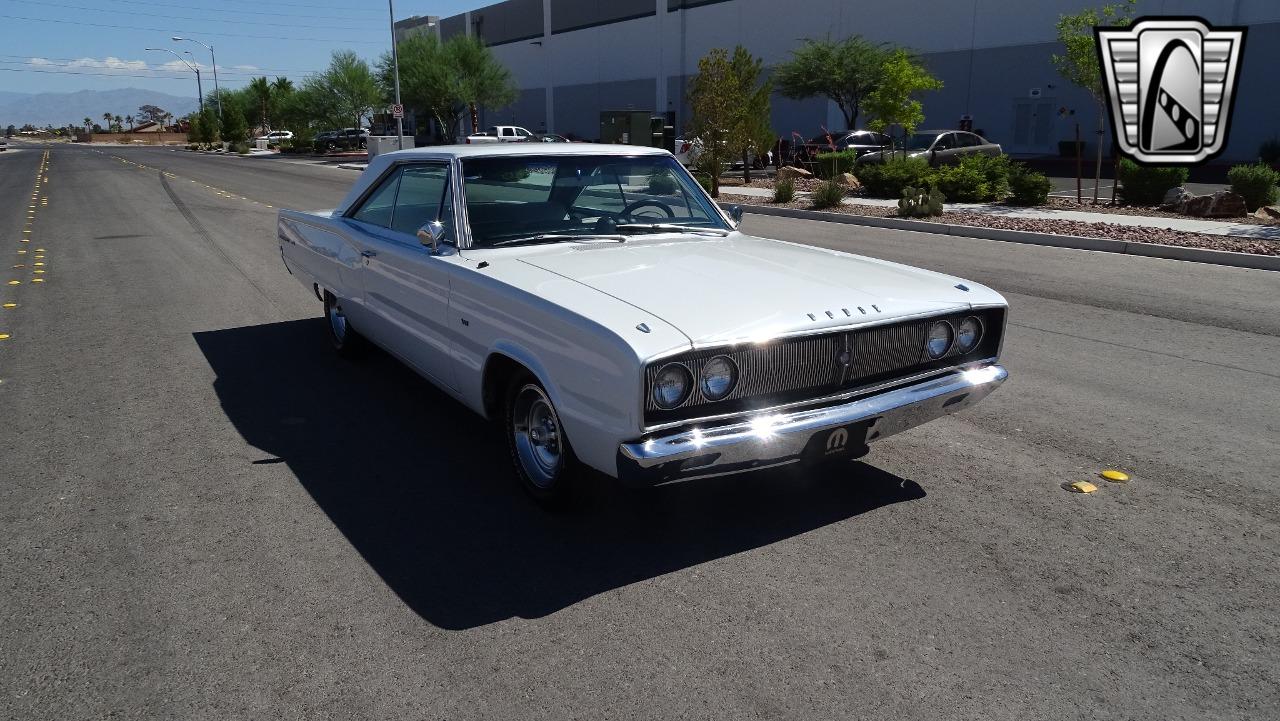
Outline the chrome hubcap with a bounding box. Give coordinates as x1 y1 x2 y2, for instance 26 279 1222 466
512 385 562 488
328 300 347 342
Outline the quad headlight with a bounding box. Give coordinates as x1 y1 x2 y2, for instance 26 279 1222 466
956 316 983 353
926 320 954 359
651 363 692 409
698 355 738 401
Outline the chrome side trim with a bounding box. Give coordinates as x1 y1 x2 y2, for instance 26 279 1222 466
617 364 1008 486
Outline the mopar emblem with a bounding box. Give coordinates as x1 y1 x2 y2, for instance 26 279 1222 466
1096 17 1246 164
826 428 848 453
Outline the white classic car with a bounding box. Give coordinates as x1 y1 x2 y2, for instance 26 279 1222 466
278 144 1008 502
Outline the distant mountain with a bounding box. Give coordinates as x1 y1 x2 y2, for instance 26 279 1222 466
0 88 200 128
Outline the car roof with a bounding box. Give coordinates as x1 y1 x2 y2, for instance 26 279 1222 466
333 143 674 215
376 142 670 160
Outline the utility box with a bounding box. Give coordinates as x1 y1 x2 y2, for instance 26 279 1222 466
368 135 416 158
255 138 269 151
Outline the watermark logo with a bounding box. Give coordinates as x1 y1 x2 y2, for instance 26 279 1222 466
1096 17 1246 164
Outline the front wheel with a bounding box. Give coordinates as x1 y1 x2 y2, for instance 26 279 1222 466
506 378 577 504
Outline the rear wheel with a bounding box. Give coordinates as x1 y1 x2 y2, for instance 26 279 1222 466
506 377 577 504
324 292 364 357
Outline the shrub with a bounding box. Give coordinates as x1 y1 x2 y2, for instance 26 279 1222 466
694 172 713 194
1227 162 1280 210
234 141 250 154
931 163 989 203
1259 139 1280 165
962 154 1012 200
813 150 858 179
1118 158 1189 205
857 156 933 198
1007 164 1052 206
898 186 944 217
773 178 795 203
810 179 844 209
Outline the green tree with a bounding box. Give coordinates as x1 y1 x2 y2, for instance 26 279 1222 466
313 50 382 135
1052 0 1136 203
137 105 167 125
114 115 123 132
379 34 465 141
102 112 113 132
82 117 91 133
248 76 272 134
863 50 943 158
449 36 518 134
688 46 775 195
197 104 221 143
220 92 249 144
773 36 888 130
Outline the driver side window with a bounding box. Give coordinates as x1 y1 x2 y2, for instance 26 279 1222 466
934 134 956 150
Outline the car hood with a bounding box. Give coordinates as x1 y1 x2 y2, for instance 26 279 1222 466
516 233 996 346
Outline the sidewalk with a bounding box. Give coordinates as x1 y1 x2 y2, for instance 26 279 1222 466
716 186 1280 241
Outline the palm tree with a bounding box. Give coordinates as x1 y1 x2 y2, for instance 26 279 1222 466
102 112 113 132
247 76 272 135
114 115 123 132
126 116 135 132
83 117 92 133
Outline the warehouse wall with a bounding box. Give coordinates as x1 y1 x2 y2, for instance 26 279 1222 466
433 0 1280 158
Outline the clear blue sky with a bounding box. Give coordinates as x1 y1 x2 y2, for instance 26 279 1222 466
0 0 478 97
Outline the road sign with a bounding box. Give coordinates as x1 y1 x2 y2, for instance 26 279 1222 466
391 104 404 119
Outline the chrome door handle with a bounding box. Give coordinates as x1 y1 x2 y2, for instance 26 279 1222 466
360 250 377 258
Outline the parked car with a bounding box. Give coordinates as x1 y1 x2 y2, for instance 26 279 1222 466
466 125 535 143
258 130 293 145
313 128 369 152
277 144 1009 502
858 131 1002 166
0 139 6 151
800 130 892 161
675 137 766 168
533 133 569 143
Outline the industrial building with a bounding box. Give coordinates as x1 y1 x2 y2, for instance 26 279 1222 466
394 1 1279 160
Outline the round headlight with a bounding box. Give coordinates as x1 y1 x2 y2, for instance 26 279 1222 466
956 316 982 353
651 363 692 409
926 321 954 359
699 355 738 401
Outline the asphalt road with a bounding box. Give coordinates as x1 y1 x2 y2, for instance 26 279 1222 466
2 142 1278 720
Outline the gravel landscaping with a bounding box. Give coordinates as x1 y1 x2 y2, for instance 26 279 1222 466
1043 197 1278 225
742 197 1280 256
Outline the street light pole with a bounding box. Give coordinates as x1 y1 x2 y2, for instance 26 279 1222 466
388 0 404 150
173 36 220 124
146 47 202 113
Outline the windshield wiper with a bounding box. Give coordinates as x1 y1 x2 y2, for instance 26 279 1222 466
490 233 626 247
615 223 731 236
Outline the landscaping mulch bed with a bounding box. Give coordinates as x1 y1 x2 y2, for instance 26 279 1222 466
743 198 1280 257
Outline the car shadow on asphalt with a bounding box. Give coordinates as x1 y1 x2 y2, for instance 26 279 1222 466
194 318 925 630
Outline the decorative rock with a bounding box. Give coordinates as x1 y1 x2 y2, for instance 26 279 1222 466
776 165 813 181
1162 186 1193 208
1252 205 1280 220
834 172 862 190
1175 190 1247 218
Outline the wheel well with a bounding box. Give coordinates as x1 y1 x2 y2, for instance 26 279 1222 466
482 354 531 420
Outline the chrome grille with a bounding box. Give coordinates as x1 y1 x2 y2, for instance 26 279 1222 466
644 309 1003 423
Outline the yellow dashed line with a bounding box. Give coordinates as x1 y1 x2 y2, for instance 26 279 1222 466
30 278 44 283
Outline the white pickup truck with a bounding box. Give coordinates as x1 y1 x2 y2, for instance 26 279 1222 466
465 125 535 143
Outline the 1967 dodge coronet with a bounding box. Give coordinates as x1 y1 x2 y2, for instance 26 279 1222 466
278 144 1008 501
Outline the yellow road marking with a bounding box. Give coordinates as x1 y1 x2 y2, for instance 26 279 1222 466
1065 481 1098 494
6 280 19 285
1100 470 1130 483
0 334 10 340
31 278 44 283
2 303 15 309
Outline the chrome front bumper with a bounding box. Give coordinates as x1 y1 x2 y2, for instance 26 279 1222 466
616 364 1008 486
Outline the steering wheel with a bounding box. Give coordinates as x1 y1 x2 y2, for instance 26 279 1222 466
621 199 675 219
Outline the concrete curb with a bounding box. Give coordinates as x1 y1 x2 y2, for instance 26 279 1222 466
729 202 1280 272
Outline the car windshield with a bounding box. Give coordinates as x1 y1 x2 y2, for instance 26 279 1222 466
904 133 938 151
461 154 729 247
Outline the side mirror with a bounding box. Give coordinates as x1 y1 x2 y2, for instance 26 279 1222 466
417 220 446 254
728 205 743 227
